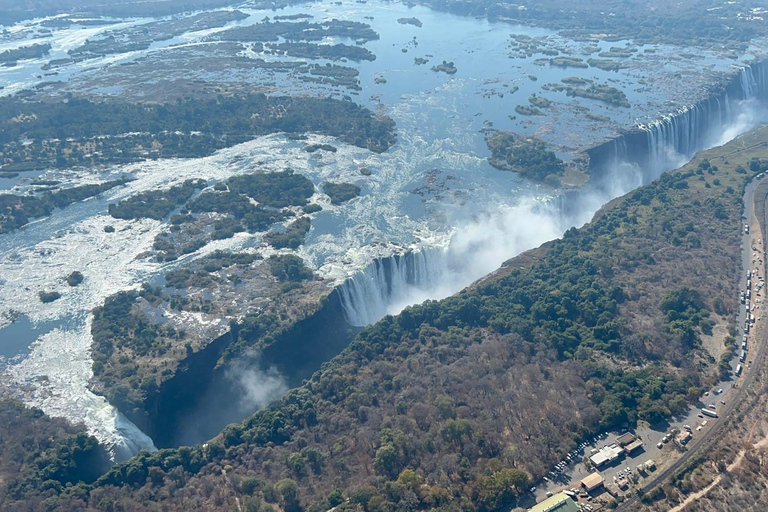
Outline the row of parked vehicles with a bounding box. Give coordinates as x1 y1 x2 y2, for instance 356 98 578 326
546 433 609 479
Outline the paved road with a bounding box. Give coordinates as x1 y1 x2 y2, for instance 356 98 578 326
616 173 768 511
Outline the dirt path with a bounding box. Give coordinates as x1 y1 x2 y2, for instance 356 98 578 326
667 436 768 512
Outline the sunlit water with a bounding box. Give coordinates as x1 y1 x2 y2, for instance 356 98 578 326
0 0 766 458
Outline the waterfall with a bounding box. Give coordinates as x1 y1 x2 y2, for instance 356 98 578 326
337 248 447 326
589 60 768 193
339 60 768 329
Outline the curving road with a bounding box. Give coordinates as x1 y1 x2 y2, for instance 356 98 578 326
616 172 768 511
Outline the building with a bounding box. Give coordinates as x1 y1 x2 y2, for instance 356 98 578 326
580 472 605 493
589 444 624 468
623 438 644 455
678 431 693 445
528 492 580 512
616 432 636 446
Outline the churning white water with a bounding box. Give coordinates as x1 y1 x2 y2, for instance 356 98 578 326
337 63 768 327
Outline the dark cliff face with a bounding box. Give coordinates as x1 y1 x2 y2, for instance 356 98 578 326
587 60 768 183
130 290 357 448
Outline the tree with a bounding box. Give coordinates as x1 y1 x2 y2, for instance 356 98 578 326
442 419 472 443
397 468 420 488
327 489 344 507
476 468 531 512
373 444 399 478
276 479 300 510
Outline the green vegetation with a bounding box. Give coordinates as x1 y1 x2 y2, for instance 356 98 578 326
323 182 361 204
66 271 84 286
38 290 61 303
108 180 206 221
0 43 51 63
0 399 108 504
211 19 379 43
0 179 127 233
228 170 315 208
266 217 311 249
546 80 630 107
598 46 636 58
568 83 629 107
90 285 186 417
268 254 314 283
486 132 565 184
549 56 588 68
660 286 711 347
305 143 337 153
68 11 247 58
528 93 552 108
587 58 622 71
10 105 767 512
431 60 457 74
561 76 591 85
149 171 315 260
397 17 423 27
0 94 396 171
414 0 768 49
267 42 375 62
0 0 252 25
514 104 542 116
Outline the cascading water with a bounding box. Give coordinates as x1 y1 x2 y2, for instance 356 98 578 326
589 61 768 195
338 248 447 326
340 61 768 328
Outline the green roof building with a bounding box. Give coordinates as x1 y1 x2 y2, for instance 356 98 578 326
527 492 580 512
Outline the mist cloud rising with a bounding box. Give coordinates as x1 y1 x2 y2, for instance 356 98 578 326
225 353 288 414
341 96 768 327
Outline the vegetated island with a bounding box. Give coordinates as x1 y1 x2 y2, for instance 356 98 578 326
0 94 396 172
323 181 361 204
10 108 767 512
431 60 457 74
0 179 129 234
549 56 588 68
86 170 350 441
0 43 52 63
406 0 768 50
485 131 565 185
111 170 315 260
397 17 423 27
545 78 630 108
209 18 379 44
264 42 376 62
67 11 249 59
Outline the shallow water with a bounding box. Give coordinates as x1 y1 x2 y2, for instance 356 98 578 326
0 0 765 457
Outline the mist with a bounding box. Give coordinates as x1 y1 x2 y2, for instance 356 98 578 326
173 352 287 447
339 95 768 328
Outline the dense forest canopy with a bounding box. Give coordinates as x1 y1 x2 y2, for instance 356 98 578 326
419 0 768 48
0 94 395 171
8 120 764 512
